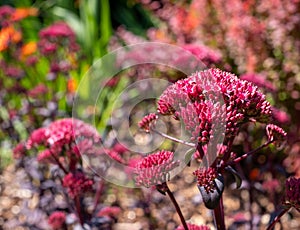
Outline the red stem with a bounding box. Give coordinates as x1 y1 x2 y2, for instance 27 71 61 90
92 180 104 214
75 195 84 226
266 208 290 230
51 154 68 174
232 141 272 164
164 183 189 230
213 197 226 230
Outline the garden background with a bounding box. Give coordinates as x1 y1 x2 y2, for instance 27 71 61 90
0 0 299 229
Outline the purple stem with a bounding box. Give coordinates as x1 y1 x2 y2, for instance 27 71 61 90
92 180 104 214
232 141 272 164
75 195 84 226
164 183 188 230
213 196 226 230
266 208 290 230
51 154 68 174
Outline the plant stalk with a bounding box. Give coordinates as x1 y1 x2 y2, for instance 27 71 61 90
92 179 104 214
233 141 272 164
213 197 226 230
163 183 189 230
266 208 290 230
75 195 84 226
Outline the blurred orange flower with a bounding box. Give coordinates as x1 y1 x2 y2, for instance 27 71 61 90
21 41 37 57
11 7 38 21
67 78 77 93
0 26 22 51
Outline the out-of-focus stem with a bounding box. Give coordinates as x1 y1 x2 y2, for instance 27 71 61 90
266 208 290 230
75 195 84 226
233 141 272 164
213 197 226 230
161 182 188 230
92 179 104 215
51 154 68 174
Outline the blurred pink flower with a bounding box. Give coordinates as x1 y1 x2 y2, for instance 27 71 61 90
182 43 222 65
0 5 14 27
39 21 75 39
97 206 121 218
48 211 66 230
38 22 79 55
62 171 93 198
26 118 101 169
176 223 211 230
12 142 26 159
271 107 291 124
262 179 280 193
28 84 48 98
240 73 276 92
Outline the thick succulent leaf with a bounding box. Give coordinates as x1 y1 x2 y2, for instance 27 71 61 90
225 166 242 189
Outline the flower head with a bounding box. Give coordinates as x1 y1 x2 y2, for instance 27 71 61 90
37 149 56 164
38 22 79 55
26 127 49 148
193 167 217 193
157 68 272 146
12 142 26 159
48 211 66 230
266 124 287 146
28 84 48 98
26 118 101 169
97 206 121 218
134 150 180 187
39 21 75 39
283 177 300 209
139 113 158 132
0 5 14 27
62 171 93 198
21 41 37 58
0 26 22 51
4 65 24 79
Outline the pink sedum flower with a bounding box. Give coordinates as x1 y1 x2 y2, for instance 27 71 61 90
266 124 287 146
48 211 66 230
26 118 101 168
62 171 93 198
134 150 180 187
39 22 75 39
12 142 26 159
157 68 272 145
193 167 218 193
26 127 49 148
139 113 158 132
